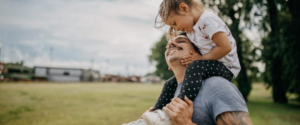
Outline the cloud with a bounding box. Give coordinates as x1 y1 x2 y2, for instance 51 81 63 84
0 0 165 76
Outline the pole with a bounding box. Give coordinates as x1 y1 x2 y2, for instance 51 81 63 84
50 47 53 66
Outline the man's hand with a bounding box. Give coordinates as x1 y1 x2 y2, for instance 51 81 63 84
140 107 154 119
181 50 202 67
163 97 196 125
147 107 154 112
216 111 253 125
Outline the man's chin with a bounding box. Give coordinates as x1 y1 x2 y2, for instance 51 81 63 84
167 55 181 64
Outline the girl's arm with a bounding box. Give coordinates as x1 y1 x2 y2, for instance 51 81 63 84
201 32 232 60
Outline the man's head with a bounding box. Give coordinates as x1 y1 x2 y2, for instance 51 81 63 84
165 32 200 69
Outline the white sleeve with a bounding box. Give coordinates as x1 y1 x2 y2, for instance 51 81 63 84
200 17 227 40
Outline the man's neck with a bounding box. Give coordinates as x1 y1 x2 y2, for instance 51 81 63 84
170 63 187 84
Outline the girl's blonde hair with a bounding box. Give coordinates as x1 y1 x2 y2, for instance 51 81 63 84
155 0 204 40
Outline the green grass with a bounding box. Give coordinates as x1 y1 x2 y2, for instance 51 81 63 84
247 83 300 125
0 83 299 125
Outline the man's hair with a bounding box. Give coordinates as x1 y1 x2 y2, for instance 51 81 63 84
178 32 201 55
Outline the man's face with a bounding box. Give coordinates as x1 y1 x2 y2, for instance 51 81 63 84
165 35 195 65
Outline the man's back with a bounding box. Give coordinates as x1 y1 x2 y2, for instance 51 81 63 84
174 76 248 125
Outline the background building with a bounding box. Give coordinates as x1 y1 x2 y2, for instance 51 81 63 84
1 62 33 82
34 66 100 82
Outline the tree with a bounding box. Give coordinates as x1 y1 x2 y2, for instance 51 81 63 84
287 0 300 101
262 0 287 103
149 34 174 80
257 0 300 103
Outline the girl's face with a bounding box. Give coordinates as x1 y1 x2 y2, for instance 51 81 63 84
166 11 194 32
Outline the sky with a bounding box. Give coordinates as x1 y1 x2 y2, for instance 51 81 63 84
0 0 166 76
0 0 263 76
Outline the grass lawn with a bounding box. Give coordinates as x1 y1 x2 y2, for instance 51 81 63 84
0 82 299 125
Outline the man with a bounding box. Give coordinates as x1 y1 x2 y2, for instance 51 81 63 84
161 33 253 125
123 33 253 125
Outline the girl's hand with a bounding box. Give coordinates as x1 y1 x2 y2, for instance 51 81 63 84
181 50 202 67
181 55 193 67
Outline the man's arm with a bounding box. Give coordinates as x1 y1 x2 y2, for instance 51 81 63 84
216 111 253 125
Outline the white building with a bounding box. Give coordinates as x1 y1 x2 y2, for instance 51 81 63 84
34 66 100 82
140 75 161 84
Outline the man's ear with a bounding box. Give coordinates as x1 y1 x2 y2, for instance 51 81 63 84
178 3 190 14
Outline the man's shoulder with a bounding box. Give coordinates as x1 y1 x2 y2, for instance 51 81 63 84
202 76 235 91
200 76 245 103
198 76 248 123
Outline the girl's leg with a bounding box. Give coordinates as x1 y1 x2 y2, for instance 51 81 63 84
177 60 233 101
152 76 177 110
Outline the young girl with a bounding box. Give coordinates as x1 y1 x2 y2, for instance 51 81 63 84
123 0 240 124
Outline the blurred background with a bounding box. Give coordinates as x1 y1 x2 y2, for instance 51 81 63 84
0 0 299 125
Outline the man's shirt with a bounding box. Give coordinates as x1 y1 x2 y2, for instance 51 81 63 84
174 77 248 125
